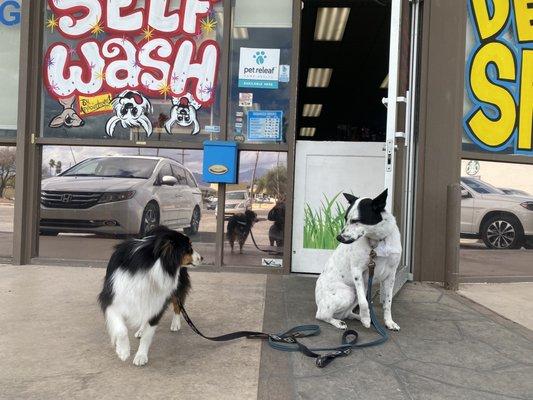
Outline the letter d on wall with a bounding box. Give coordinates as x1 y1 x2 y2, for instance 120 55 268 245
471 0 510 40
466 42 516 148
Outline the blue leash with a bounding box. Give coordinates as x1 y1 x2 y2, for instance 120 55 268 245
266 274 389 367
179 274 388 368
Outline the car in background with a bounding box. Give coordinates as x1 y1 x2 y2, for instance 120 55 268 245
215 190 251 218
460 176 533 249
499 187 531 196
40 156 202 236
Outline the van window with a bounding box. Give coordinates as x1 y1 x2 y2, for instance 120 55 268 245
159 163 172 180
171 164 188 185
185 171 197 188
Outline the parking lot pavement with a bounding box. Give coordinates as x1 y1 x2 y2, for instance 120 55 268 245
0 201 14 232
460 246 533 282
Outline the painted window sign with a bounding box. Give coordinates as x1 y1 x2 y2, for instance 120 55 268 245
0 0 20 26
464 0 533 155
43 0 221 138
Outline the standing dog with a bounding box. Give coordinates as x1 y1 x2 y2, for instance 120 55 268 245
98 226 202 366
105 90 153 137
315 189 402 331
226 210 258 254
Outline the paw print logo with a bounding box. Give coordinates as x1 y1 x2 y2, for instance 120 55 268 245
253 51 267 65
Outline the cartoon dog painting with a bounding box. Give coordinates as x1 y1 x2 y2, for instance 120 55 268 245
165 94 201 135
106 90 153 137
49 96 84 128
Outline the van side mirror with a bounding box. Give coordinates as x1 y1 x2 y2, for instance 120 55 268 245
461 189 470 198
161 175 178 186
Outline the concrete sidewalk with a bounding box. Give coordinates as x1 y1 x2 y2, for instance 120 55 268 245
1 265 532 400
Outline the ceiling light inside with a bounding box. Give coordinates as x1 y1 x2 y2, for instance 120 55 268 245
300 127 316 137
314 7 350 41
380 75 389 89
307 68 332 87
302 104 323 117
233 27 249 40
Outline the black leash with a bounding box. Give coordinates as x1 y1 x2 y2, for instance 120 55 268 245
248 227 283 256
178 251 388 368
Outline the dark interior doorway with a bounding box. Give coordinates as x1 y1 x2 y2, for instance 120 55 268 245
297 0 391 141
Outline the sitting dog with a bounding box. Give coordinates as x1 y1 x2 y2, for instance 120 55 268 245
105 90 153 137
98 226 202 366
226 210 258 254
315 189 402 331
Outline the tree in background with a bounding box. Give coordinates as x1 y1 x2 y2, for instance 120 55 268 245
255 165 287 199
55 160 62 175
0 147 16 199
49 159 56 176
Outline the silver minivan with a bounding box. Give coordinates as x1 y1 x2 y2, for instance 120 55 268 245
40 156 202 236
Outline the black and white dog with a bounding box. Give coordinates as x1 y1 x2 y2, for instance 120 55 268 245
105 90 153 137
98 226 202 366
165 94 201 135
315 189 402 331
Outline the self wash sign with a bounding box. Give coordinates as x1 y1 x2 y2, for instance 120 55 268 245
238 48 280 89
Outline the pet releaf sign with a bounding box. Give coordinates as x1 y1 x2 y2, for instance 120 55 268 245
464 0 533 155
238 48 280 89
43 0 220 137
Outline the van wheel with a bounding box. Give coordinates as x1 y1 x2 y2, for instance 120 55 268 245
481 214 523 249
140 203 159 237
184 207 200 236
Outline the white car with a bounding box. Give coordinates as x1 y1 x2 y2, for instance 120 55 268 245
40 156 202 236
215 190 251 218
461 177 533 249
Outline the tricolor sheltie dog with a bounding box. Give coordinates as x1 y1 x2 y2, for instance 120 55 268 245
98 226 202 366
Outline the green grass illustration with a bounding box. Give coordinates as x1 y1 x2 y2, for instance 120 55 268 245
303 192 347 250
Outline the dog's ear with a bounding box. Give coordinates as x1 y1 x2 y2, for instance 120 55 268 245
343 193 358 204
49 113 65 128
372 189 388 213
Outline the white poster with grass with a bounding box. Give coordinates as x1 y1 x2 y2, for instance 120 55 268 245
292 141 386 273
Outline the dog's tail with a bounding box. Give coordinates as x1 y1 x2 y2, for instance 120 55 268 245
226 217 236 240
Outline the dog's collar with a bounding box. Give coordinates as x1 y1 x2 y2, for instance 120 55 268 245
236 220 248 226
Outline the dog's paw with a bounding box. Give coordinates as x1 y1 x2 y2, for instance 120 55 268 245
361 317 371 329
133 353 148 366
115 344 130 362
170 315 181 332
332 320 347 330
134 328 144 338
385 320 400 331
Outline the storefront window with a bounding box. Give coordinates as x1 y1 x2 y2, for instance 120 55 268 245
459 159 533 281
0 146 15 257
38 146 216 265
223 151 287 268
463 1 533 157
227 0 293 143
41 1 223 143
0 0 21 139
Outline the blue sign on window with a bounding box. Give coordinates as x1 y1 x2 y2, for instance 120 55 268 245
247 110 283 142
0 1 21 26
